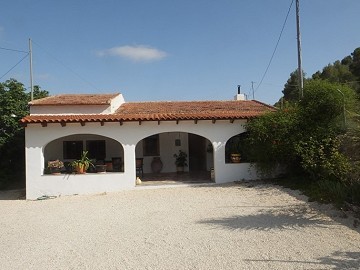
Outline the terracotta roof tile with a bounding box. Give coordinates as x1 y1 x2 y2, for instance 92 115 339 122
29 93 120 106
21 99 275 125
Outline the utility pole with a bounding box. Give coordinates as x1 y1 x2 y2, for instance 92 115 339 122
251 81 255 100
29 38 34 101
296 0 304 100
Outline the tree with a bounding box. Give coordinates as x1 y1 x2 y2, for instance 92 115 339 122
274 69 307 107
349 47 360 81
311 47 360 94
245 80 355 181
0 79 48 189
312 61 355 84
282 70 301 102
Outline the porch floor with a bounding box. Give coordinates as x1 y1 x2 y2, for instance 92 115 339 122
137 171 213 186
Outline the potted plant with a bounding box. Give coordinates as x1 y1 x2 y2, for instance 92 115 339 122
47 160 64 174
95 160 107 173
230 136 241 163
173 150 188 173
71 151 94 174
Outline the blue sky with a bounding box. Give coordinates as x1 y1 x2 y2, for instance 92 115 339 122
1 0 359 105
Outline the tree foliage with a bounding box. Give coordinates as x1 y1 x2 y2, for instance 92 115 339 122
246 80 355 182
270 47 360 207
312 48 360 95
281 70 307 103
276 47 360 108
0 79 48 189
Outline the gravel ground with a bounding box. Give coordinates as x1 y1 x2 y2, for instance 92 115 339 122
0 182 359 270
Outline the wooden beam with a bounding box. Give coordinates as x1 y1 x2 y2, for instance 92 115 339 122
158 120 161 125
101 121 104 126
139 121 142 125
41 122 47 127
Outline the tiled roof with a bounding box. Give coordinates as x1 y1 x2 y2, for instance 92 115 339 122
21 100 275 125
115 100 274 120
29 94 119 106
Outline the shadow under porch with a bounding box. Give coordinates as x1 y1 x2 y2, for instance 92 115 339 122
136 171 213 186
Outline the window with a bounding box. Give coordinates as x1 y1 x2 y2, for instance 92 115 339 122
86 140 106 160
143 135 160 156
63 141 83 159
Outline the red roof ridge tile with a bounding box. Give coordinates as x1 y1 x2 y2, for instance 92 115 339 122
250 100 277 110
29 93 120 106
125 99 252 104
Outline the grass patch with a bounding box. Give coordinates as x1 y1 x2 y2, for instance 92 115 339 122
271 176 360 209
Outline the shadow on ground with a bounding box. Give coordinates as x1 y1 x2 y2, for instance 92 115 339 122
200 180 360 233
0 189 25 200
318 251 360 269
198 205 332 231
243 251 360 269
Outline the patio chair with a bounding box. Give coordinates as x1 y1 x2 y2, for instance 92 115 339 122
136 158 144 178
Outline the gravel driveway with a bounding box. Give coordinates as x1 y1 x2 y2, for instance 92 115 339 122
1 182 359 269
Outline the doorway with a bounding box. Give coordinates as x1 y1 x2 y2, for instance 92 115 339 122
188 134 207 171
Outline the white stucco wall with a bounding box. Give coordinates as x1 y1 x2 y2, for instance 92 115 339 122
25 119 260 199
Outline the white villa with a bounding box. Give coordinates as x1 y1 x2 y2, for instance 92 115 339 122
21 92 275 200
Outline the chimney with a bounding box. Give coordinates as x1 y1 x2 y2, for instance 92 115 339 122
234 85 245 100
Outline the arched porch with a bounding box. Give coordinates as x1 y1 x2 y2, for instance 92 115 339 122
43 134 125 174
135 131 214 184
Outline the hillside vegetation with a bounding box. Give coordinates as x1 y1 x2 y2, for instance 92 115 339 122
246 47 360 209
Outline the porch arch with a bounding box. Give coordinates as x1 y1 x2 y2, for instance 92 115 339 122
135 131 214 174
43 134 124 173
225 132 249 164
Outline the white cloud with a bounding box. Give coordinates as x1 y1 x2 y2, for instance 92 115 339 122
97 45 167 62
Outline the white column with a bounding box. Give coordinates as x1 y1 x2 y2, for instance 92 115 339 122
123 144 136 186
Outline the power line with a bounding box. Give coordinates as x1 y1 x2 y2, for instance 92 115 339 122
31 40 100 92
0 53 29 80
0 46 28 54
255 0 294 93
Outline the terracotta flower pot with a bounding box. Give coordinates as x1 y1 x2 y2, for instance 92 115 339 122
50 167 61 175
176 166 185 174
74 164 86 174
96 165 107 173
230 154 241 163
151 157 163 173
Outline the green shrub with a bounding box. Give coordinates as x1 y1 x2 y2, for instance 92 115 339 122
317 180 349 207
245 80 355 181
294 136 350 182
